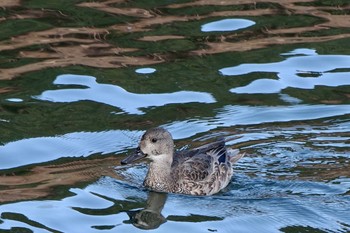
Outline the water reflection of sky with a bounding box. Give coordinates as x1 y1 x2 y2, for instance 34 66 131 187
0 0 349 230
135 67 156 74
201 18 255 32
1 104 349 170
166 104 350 139
2 47 350 170
34 74 216 115
0 175 348 233
220 49 350 94
0 130 141 170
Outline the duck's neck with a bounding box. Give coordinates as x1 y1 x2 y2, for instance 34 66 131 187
144 155 173 192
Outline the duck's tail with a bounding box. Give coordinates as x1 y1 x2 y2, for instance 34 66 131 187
227 148 245 164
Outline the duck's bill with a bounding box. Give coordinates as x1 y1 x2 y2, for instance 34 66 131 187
121 147 146 165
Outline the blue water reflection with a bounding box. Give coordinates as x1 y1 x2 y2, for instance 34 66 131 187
0 130 141 170
0 175 348 232
1 104 349 170
1 0 350 231
135 67 156 74
34 74 216 115
201 19 255 32
5 98 23 102
167 104 350 139
219 49 350 94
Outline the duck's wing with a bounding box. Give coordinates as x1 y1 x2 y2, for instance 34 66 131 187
173 140 227 182
184 139 244 164
191 139 225 155
178 139 228 162
173 153 213 182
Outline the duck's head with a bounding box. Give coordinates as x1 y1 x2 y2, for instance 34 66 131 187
121 127 174 165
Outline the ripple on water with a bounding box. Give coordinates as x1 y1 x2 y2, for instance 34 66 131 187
1 47 349 232
201 18 255 32
166 104 350 139
1 103 348 170
135 67 156 74
0 130 141 170
219 48 350 94
0 174 348 233
33 74 216 115
0 0 349 229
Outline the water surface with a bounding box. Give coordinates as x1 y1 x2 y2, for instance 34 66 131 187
0 0 349 232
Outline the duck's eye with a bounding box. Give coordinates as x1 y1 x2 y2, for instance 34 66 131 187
151 138 158 143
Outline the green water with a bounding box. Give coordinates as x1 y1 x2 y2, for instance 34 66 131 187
0 0 349 232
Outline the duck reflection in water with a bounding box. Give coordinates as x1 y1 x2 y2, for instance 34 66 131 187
126 191 167 230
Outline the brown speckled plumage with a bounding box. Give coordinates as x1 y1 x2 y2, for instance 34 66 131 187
121 127 244 196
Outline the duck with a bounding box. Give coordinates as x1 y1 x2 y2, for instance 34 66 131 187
121 127 244 196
